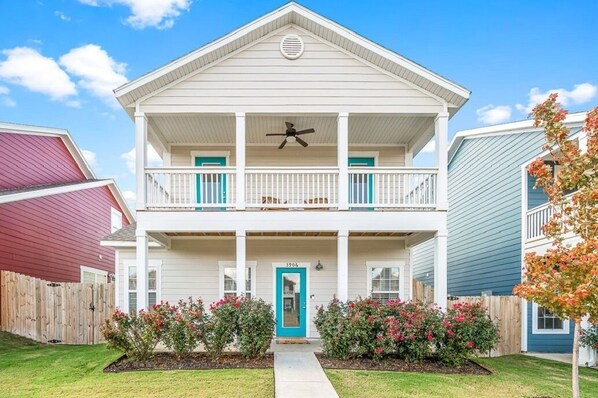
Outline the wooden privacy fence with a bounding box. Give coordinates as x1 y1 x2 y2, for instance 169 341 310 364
0 271 115 344
412 279 522 356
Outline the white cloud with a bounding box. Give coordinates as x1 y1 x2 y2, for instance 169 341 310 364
54 11 71 21
1 97 16 107
122 145 162 174
59 44 127 108
122 190 136 201
421 140 435 153
0 47 77 101
78 0 192 29
476 104 512 125
0 85 9 95
516 83 598 114
81 149 98 167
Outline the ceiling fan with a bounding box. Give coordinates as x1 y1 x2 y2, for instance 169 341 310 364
266 122 315 149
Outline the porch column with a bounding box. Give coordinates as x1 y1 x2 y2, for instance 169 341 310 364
433 230 448 310
337 112 349 210
236 230 246 297
435 112 449 211
235 112 246 210
135 112 148 211
337 229 349 301
135 230 149 312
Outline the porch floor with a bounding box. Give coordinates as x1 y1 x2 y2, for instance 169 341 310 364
269 339 323 353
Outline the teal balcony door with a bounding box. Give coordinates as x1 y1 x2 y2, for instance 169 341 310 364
195 156 226 210
349 157 374 209
276 267 307 337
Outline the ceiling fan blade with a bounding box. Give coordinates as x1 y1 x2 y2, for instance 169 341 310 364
266 133 287 136
295 128 315 135
278 139 288 149
285 122 294 130
295 137 309 147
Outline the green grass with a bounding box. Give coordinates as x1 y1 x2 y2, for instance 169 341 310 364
0 332 273 398
326 355 598 398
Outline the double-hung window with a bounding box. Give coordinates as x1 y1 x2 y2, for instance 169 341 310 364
80 266 107 284
111 207 123 233
126 261 161 313
532 302 569 334
219 261 256 299
367 261 404 302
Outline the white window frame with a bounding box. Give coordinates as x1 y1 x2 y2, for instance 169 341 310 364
366 261 405 301
123 260 162 313
218 261 257 298
80 265 108 284
110 207 123 233
532 302 570 334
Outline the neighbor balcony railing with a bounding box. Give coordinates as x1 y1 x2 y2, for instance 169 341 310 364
144 167 438 211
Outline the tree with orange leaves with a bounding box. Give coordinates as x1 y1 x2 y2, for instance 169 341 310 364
514 93 598 398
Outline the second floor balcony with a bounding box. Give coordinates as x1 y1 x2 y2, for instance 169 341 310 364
145 166 437 211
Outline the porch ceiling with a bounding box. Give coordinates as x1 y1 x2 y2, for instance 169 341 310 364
149 113 434 146
163 231 412 237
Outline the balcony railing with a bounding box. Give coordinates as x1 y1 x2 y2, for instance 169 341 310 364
526 202 553 240
144 167 438 211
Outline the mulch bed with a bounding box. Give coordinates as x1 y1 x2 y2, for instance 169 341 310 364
316 353 491 375
104 352 274 372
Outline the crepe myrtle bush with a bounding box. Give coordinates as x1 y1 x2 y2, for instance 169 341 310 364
315 298 499 366
435 302 500 367
101 309 163 362
202 296 243 360
151 298 207 359
236 298 276 359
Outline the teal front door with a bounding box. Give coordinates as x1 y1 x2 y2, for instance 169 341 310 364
195 156 226 210
276 267 307 337
348 157 374 209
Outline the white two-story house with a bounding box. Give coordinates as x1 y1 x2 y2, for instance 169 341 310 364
101 2 469 338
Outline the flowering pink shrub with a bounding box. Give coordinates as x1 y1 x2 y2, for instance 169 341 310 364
435 302 500 367
203 296 243 359
315 298 499 366
381 300 444 362
151 298 207 358
101 309 162 362
237 298 275 359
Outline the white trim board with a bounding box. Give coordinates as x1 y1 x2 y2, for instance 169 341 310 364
123 259 162 313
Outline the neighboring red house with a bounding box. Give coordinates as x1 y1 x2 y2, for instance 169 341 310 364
0 121 134 284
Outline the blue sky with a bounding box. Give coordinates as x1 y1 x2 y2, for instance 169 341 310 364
0 1 597 206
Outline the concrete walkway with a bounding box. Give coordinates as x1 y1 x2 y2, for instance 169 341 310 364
274 352 339 398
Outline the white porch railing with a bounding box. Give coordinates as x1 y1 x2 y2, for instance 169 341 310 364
245 167 339 209
145 167 438 210
145 167 236 209
526 202 553 240
348 168 437 208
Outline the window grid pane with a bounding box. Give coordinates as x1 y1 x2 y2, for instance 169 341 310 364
370 267 400 301
537 306 565 330
223 267 253 297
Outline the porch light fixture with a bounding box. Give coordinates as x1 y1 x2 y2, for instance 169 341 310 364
315 260 323 271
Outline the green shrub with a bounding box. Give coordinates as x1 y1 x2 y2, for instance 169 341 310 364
152 298 206 358
101 309 163 362
203 296 242 359
435 302 500 367
314 298 352 359
345 297 387 358
237 298 275 358
581 325 598 350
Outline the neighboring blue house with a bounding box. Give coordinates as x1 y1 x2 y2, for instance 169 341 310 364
411 112 588 355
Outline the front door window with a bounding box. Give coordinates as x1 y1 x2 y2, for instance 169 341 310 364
276 267 306 337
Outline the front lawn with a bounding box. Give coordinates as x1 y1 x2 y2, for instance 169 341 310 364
0 332 273 398
326 355 598 398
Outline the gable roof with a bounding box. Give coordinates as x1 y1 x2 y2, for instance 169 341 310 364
448 111 588 164
0 121 135 223
115 2 469 111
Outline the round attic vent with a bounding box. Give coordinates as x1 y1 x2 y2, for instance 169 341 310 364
280 34 304 60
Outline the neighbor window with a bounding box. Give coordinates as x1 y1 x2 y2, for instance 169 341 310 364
367 262 404 302
111 207 122 233
219 262 256 299
80 266 107 284
532 303 569 334
127 264 159 313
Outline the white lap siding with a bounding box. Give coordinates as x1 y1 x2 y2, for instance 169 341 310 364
116 238 409 337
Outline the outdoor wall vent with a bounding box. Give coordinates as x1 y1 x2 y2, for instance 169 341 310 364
280 34 304 60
